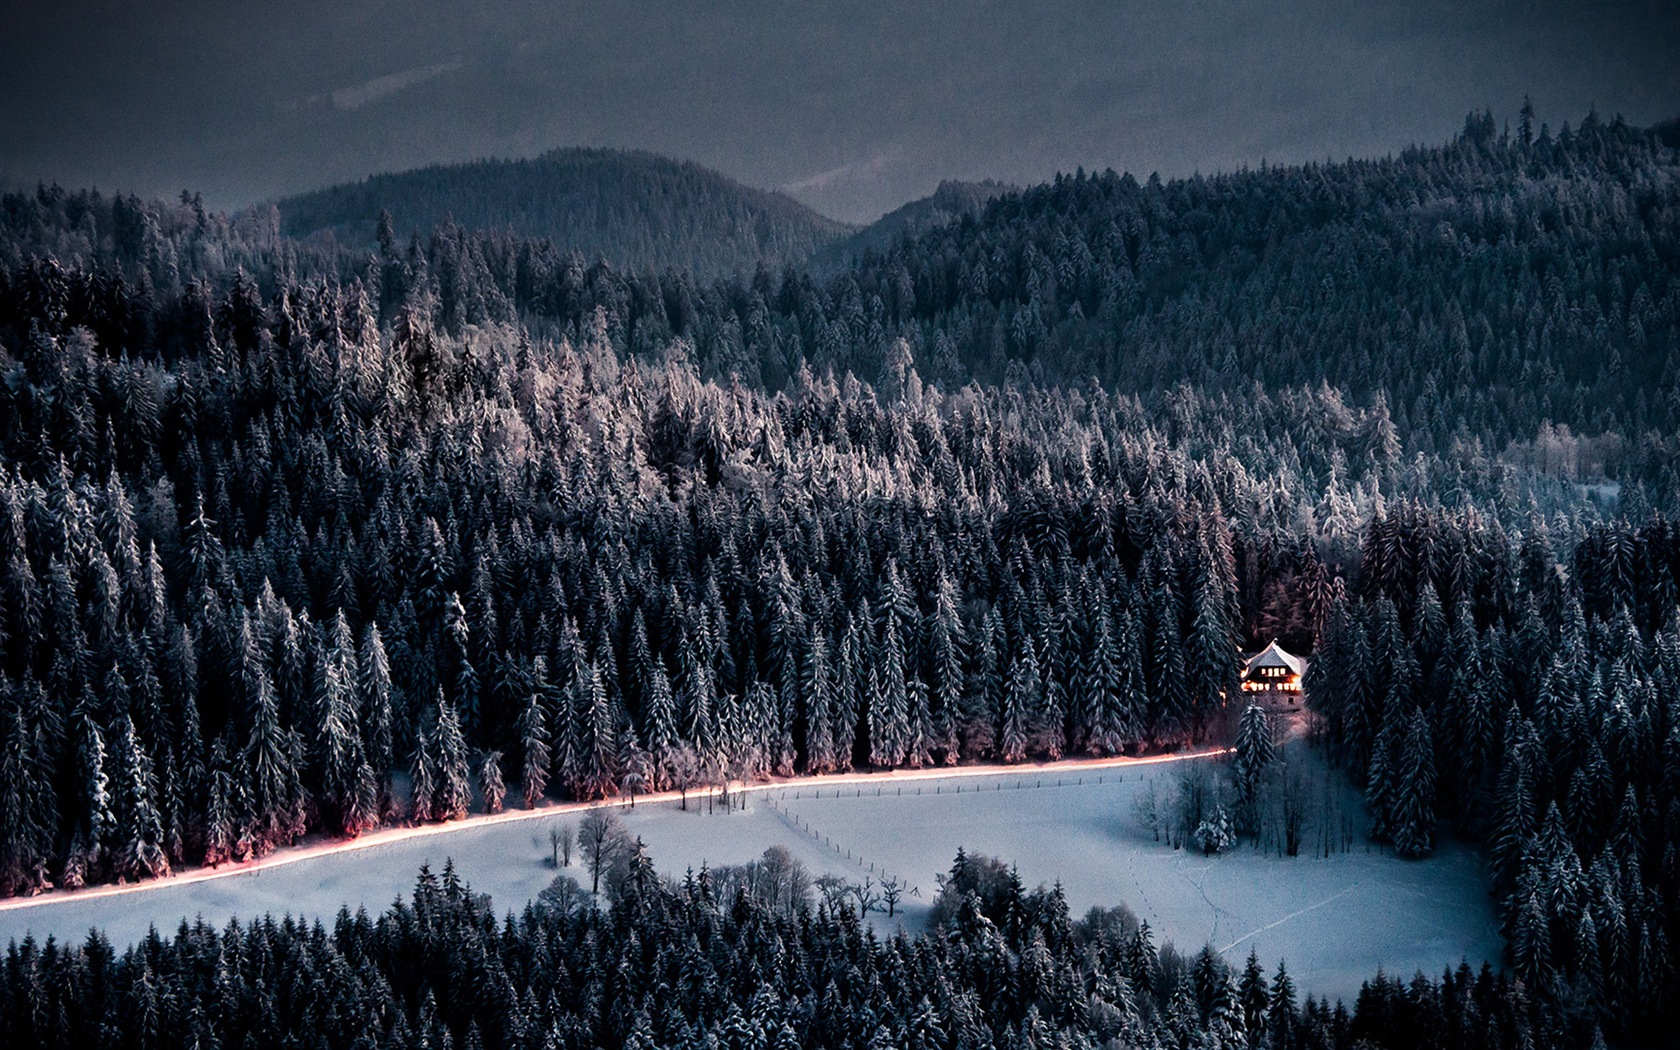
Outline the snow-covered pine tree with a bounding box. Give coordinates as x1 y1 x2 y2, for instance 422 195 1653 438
410 717 437 823
1390 706 1437 858
1189 547 1239 743
202 760 237 867
1365 692 1400 843
1150 606 1190 748
1082 602 1124 755
240 614 298 854
443 591 479 735
111 715 169 882
433 694 472 821
478 749 506 814
1232 703 1274 833
0 693 51 894
519 656 552 808
833 607 866 768
641 660 676 788
802 629 836 774
926 566 965 764
869 617 910 768
358 622 396 810
315 611 375 836
578 662 617 799
1111 606 1147 751
1001 647 1036 764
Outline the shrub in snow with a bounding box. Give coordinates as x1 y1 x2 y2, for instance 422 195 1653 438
1195 805 1235 855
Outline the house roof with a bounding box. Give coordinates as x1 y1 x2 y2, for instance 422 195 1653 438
1244 640 1306 677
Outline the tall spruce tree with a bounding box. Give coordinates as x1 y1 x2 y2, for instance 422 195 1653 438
1390 706 1438 858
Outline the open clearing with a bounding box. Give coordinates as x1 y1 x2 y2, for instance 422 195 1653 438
0 750 1500 1006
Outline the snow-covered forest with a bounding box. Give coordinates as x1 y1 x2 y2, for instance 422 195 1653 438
2 111 1679 1046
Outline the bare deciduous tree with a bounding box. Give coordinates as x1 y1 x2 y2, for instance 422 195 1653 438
815 874 851 915
579 810 622 895
668 745 701 811
849 877 881 916
549 822 575 868
880 874 902 917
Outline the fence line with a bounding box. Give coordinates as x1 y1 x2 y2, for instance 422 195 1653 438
765 796 923 902
780 772 1111 801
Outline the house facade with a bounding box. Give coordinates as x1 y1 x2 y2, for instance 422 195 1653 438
1240 640 1306 709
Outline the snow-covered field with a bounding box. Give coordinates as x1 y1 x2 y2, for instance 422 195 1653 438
0 752 1500 1007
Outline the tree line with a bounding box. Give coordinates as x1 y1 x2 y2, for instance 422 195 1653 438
0 853 1575 1050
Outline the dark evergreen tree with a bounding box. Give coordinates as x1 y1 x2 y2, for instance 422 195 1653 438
1390 706 1437 859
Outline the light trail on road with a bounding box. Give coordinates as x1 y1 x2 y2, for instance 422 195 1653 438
0 745 1230 914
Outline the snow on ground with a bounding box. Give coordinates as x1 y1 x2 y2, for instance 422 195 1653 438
0 751 1500 1008
766 757 1502 1003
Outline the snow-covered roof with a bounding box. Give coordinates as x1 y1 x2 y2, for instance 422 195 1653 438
1244 640 1306 677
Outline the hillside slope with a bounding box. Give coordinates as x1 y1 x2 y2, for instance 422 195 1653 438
274 147 854 280
811 179 1014 271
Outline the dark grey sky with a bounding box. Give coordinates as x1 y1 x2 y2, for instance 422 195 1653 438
3 0 1677 224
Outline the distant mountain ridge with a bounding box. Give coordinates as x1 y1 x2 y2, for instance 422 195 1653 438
274 147 856 280
813 179 1015 271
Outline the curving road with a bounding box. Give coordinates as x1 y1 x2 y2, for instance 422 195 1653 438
0 745 1230 915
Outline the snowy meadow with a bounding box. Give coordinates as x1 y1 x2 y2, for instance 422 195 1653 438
0 750 1500 1008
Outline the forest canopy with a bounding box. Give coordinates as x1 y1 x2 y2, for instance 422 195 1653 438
0 109 1677 1046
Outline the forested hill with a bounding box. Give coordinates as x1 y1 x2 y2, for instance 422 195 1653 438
273 148 855 280
4 110 1680 1044
840 110 1680 448
810 178 1015 271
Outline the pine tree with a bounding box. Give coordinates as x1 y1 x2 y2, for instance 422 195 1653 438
1082 603 1124 755
1150 604 1191 747
1491 712 1537 895
315 611 375 837
905 672 932 768
0 695 50 895
1035 621 1066 761
1189 552 1239 742
73 712 115 880
1390 706 1437 858
1365 690 1406 843
578 662 617 800
927 568 965 764
443 591 479 734
965 607 1003 758
358 622 396 810
410 716 437 823
869 618 910 768
1269 960 1298 1050
478 750 506 814
519 657 551 809
432 694 471 821
202 741 237 868
111 715 169 882
1001 647 1037 763
642 660 677 788
803 629 836 774
241 615 301 853
1510 884 1552 990
1232 703 1274 833
1238 948 1269 1038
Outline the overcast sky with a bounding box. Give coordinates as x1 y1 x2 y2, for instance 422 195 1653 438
3 0 1676 224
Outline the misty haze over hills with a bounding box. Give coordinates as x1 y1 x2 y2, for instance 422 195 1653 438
270 147 1023 280
274 148 855 281
3 1 1677 222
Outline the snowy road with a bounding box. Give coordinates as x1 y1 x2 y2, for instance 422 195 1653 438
0 746 1229 917
0 741 1501 1010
